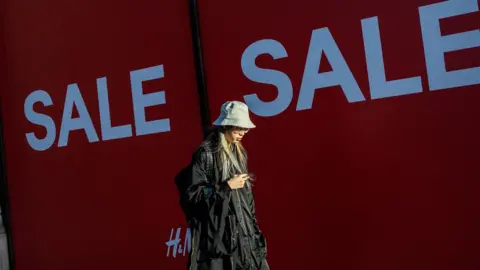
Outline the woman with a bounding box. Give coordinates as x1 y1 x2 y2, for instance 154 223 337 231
186 101 269 270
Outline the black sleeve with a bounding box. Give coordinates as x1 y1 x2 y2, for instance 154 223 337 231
185 148 232 257
186 149 231 205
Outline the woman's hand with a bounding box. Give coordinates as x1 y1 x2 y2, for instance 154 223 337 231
227 174 249 189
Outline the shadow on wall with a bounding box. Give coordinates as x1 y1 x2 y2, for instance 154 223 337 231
0 206 8 270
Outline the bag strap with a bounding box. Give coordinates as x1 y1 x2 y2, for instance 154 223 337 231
205 150 213 177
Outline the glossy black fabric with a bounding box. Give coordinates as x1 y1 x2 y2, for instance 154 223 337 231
185 132 267 270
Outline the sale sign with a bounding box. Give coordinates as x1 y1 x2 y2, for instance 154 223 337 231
240 0 480 117
1 1 202 269
0 0 479 269
197 0 480 269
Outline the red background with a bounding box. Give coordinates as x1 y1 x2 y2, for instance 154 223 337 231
1 0 480 269
199 0 479 269
1 0 202 269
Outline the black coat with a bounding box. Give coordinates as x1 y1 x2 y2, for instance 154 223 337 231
185 133 268 270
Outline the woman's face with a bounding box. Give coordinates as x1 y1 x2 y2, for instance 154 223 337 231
225 127 249 144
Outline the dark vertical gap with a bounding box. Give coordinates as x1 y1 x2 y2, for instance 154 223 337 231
0 105 14 270
188 0 211 139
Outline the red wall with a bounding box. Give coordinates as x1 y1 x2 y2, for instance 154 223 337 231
0 0 6 99
1 0 202 269
198 0 480 269
1 0 480 269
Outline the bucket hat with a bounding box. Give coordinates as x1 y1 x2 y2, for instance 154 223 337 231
213 101 256 129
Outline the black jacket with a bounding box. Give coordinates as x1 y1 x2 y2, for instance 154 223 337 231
185 132 267 269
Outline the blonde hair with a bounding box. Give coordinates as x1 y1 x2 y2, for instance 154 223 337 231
205 127 251 186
